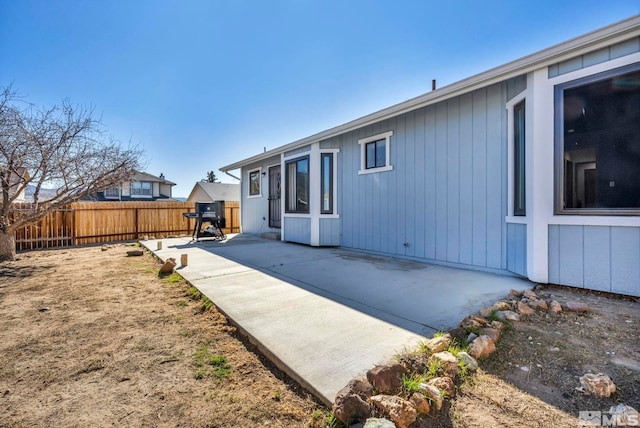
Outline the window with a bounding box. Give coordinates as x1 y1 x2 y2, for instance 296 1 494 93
285 156 309 213
555 64 640 214
104 187 120 198
358 131 393 175
513 100 526 216
248 169 261 197
131 181 152 196
366 139 386 169
321 153 333 214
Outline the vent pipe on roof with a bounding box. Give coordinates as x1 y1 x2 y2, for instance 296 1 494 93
432 79 436 91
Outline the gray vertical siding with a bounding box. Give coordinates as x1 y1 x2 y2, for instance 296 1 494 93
319 218 341 246
240 156 280 235
283 217 311 245
506 223 527 277
548 225 640 296
330 80 513 273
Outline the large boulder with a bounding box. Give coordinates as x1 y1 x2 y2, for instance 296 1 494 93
332 379 373 425
457 352 478 371
418 383 443 411
479 327 500 344
369 395 417 428
422 334 452 353
410 392 431 414
469 335 496 360
428 376 456 398
517 301 535 315
431 351 459 376
366 364 407 394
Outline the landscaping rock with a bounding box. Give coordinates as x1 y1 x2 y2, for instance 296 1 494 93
549 300 562 314
333 379 373 425
126 250 144 257
509 289 523 298
418 383 443 411
527 299 548 311
490 320 504 330
469 335 496 360
492 301 511 311
366 364 407 394
522 289 539 300
369 395 417 428
422 334 451 353
428 376 456 398
479 327 500 344
610 356 640 372
409 392 431 414
459 315 488 330
362 418 395 428
431 351 459 375
466 332 478 344
517 301 535 315
577 373 616 398
159 258 176 274
479 306 494 317
566 301 590 312
457 352 478 371
496 310 520 321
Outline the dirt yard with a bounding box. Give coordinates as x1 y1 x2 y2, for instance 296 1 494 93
1 244 638 427
0 244 324 428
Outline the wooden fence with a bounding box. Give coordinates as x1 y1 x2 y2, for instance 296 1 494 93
13 201 240 251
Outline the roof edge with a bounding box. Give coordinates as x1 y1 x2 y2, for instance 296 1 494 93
220 14 640 172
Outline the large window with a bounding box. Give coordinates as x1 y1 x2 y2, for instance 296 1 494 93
131 181 152 196
285 156 309 213
248 168 261 197
555 64 640 214
513 100 526 216
358 131 393 175
321 153 333 214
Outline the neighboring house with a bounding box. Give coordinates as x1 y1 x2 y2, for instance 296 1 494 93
186 182 240 203
1 167 30 203
220 16 640 297
84 171 176 201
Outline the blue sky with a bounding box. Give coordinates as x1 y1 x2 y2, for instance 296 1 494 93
1 1 638 197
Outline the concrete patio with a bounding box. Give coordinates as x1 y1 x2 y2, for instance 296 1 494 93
141 234 531 405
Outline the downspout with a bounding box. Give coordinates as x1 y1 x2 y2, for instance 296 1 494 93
223 171 241 181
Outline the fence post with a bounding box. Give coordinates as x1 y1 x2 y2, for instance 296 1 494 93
135 207 139 240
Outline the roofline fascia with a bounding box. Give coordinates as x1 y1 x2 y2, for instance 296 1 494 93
220 14 640 173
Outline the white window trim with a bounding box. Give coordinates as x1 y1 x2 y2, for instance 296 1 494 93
247 167 262 198
544 52 640 221
130 181 153 197
358 131 393 175
283 150 311 218
320 149 340 218
505 91 528 222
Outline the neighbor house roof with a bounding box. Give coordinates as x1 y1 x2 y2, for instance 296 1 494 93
220 14 640 172
187 182 240 202
133 171 176 186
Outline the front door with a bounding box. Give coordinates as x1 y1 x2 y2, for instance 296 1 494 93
268 165 281 228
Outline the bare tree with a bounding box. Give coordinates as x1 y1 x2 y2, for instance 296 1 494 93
0 86 143 261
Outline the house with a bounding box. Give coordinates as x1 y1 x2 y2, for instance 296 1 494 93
186 182 240 204
220 15 640 297
1 167 30 203
84 171 177 201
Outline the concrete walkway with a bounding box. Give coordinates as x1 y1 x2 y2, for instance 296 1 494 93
142 234 531 405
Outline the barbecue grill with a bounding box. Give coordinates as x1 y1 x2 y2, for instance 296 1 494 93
183 201 227 241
